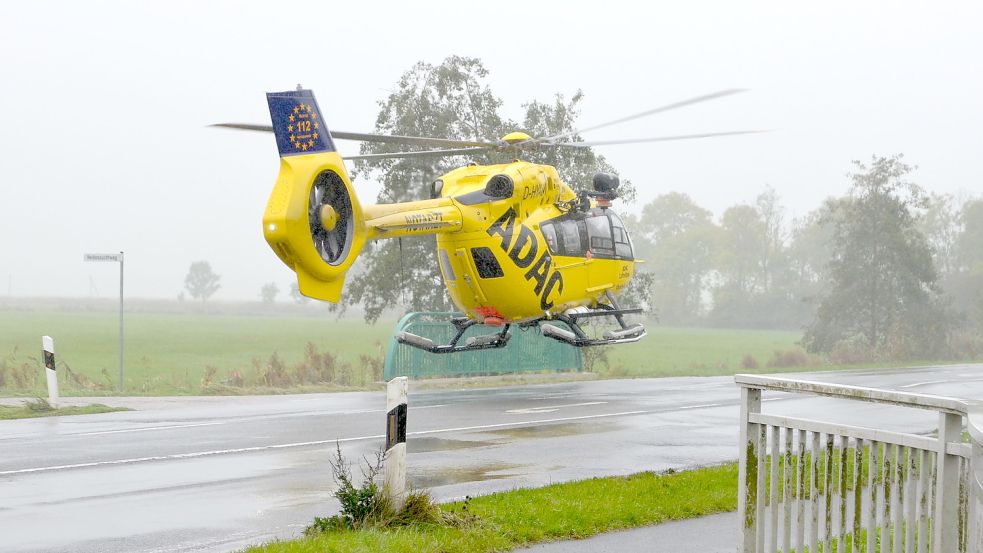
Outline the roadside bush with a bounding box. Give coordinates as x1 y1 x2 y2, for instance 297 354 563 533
207 345 386 393
358 352 384 383
226 370 244 387
306 443 388 533
950 331 983 360
766 348 812 368
0 348 40 390
826 334 875 365
25 397 54 412
261 352 292 387
305 443 466 535
740 354 760 370
200 365 218 389
296 343 338 384
63 361 108 391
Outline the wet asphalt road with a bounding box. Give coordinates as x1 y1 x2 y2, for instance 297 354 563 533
2 364 982 553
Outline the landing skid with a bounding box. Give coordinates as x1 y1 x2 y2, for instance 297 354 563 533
541 291 646 347
540 308 646 347
395 293 646 354
396 317 512 354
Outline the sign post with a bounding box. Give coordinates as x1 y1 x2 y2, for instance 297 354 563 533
84 252 124 391
384 377 408 511
42 335 58 407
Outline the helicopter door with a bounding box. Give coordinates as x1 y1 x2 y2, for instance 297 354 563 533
539 217 589 311
584 211 633 293
454 247 488 305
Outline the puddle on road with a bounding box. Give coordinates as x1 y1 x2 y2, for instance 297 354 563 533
488 421 619 439
407 437 495 453
410 462 520 488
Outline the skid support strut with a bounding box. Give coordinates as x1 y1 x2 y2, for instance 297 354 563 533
396 317 512 354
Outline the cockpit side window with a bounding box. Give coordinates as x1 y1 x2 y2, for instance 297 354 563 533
540 219 582 257
558 220 584 256
542 223 558 253
609 212 634 259
586 216 616 257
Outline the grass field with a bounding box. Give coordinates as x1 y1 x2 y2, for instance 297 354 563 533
0 305 936 396
247 464 737 553
0 308 393 394
602 326 803 378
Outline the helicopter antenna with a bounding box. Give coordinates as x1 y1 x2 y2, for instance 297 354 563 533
397 237 406 305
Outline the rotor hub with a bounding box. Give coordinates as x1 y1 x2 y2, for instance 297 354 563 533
501 131 532 144
320 204 339 231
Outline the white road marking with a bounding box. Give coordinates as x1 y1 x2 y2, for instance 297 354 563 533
506 401 607 414
0 408 651 476
676 403 724 410
899 380 949 389
77 421 225 436
0 403 451 441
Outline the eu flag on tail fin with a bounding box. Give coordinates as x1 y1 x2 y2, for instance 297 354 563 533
266 89 336 157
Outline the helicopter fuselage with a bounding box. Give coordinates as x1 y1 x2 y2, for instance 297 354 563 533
421 162 636 323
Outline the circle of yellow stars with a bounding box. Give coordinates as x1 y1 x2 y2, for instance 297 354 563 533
285 102 321 151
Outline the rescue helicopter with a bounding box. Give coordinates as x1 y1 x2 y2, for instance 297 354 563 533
216 87 758 354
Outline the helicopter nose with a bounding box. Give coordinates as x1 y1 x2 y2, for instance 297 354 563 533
320 204 339 231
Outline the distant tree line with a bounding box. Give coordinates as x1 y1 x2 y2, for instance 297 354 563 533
297 55 981 363
629 154 983 361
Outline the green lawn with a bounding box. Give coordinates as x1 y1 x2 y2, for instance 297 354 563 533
246 464 738 553
2 306 951 396
604 326 804 377
0 309 393 395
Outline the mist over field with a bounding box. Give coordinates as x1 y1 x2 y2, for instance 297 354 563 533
1 1 981 302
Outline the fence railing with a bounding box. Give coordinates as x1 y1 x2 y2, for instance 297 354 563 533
736 374 981 553
969 403 983 553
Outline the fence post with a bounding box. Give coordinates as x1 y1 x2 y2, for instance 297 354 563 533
935 411 963 553
738 385 762 552
969 411 983 553
41 336 58 407
384 376 408 511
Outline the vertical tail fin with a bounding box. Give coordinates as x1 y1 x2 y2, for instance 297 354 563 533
262 89 366 302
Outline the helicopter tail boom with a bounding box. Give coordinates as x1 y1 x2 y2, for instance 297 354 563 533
362 199 463 240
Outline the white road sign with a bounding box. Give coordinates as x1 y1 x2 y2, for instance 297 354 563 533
84 253 122 262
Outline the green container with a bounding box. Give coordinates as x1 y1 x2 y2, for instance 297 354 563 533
384 312 583 380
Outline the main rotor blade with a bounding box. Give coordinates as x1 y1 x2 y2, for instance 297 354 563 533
210 124 498 149
536 89 749 144
334 132 497 148
211 123 274 132
544 129 768 148
344 147 492 161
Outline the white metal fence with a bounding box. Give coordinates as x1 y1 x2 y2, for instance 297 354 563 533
736 374 983 553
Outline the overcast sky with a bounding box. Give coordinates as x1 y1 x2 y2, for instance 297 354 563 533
1 1 981 300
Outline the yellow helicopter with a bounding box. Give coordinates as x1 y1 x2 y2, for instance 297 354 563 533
217 87 757 353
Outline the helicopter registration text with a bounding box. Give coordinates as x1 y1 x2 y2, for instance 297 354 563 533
487 208 564 311
405 212 443 225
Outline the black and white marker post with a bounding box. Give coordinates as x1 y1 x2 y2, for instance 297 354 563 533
42 335 58 407
384 376 408 510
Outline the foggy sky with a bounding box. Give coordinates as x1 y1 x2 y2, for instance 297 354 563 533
1 1 981 300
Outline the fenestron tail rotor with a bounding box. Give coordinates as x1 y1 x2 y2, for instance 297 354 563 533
214 88 761 160
308 171 354 265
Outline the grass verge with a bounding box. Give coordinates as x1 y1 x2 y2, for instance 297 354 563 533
0 399 130 420
4 308 976 396
245 463 738 553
